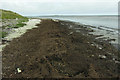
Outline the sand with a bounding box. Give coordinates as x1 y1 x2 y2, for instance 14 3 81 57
0 19 41 52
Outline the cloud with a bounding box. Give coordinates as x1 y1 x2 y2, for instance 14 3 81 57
0 0 119 2
0 0 118 16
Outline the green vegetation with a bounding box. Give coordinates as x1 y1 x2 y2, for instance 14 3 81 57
0 31 8 38
0 9 28 19
18 19 29 22
15 23 26 28
14 19 28 28
5 19 28 28
0 9 29 38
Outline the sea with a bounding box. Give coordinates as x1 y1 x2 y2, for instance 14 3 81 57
38 15 118 29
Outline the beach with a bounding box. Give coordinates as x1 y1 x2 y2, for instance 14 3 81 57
0 19 40 52
2 19 120 78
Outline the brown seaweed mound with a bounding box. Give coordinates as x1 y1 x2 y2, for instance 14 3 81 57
2 19 119 78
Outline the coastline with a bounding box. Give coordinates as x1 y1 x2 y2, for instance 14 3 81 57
52 19 119 47
2 19 119 78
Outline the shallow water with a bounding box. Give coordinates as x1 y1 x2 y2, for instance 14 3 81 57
39 16 118 29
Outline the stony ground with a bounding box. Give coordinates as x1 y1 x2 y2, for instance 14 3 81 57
2 19 120 78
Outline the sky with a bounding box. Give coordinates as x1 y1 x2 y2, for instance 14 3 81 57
0 0 119 16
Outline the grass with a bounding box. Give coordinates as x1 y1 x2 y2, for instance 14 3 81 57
0 9 29 38
4 19 29 28
15 23 26 28
15 19 28 28
7 26 13 28
0 31 8 38
0 9 28 19
18 19 29 23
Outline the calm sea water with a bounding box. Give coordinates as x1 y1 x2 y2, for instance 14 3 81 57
39 16 118 29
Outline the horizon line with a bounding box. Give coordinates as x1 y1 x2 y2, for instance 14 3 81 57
25 14 118 17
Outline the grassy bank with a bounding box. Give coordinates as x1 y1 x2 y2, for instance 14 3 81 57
0 9 28 38
0 9 27 19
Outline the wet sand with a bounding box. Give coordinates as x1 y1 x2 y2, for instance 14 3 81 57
2 19 120 78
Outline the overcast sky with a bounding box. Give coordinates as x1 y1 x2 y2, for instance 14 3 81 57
0 0 119 16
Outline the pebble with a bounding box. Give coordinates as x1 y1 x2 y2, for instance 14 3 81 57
107 52 113 55
99 47 102 49
69 25 73 28
87 42 90 44
99 55 106 59
115 61 120 64
69 32 73 35
91 44 94 46
53 19 59 22
112 58 115 61
68 32 73 35
17 68 22 73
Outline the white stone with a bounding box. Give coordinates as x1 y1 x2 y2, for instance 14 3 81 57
99 47 102 49
53 19 59 22
91 44 94 46
99 55 106 59
69 32 73 35
17 68 22 73
70 25 72 28
115 61 120 64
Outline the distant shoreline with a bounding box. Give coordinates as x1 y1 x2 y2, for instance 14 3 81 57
26 15 118 17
